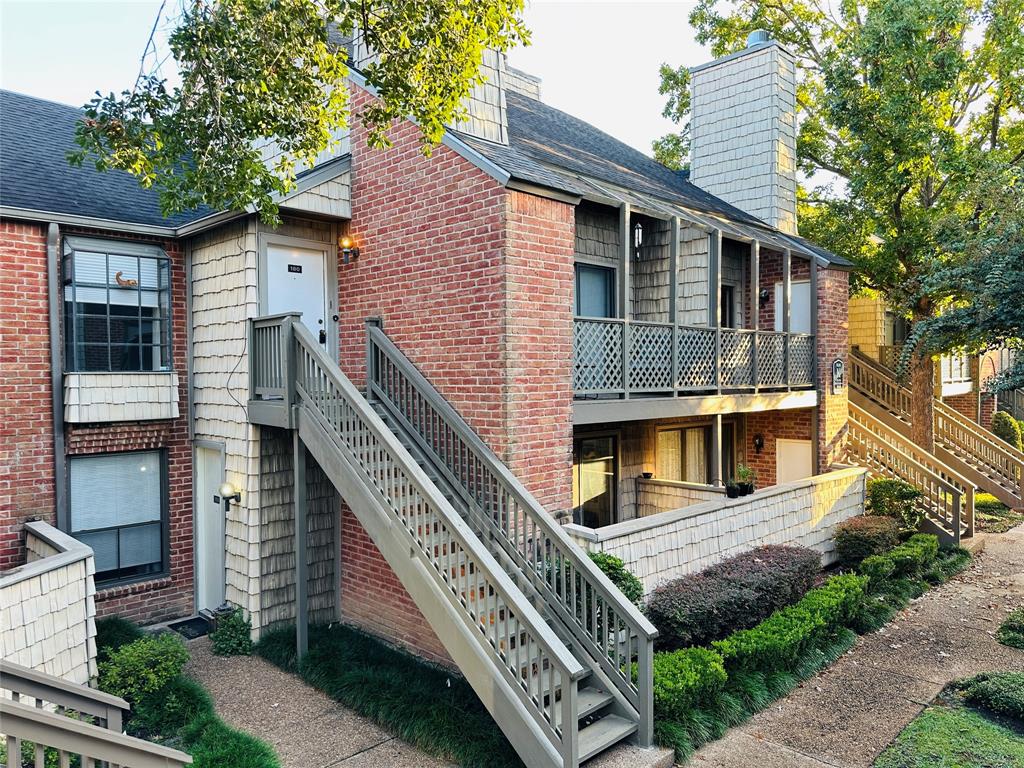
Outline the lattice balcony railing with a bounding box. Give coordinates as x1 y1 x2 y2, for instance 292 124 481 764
573 318 816 398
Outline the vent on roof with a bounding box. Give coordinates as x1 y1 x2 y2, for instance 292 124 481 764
747 29 771 47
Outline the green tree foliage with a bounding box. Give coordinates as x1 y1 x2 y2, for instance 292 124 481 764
71 0 529 223
991 410 1024 449
656 0 1024 446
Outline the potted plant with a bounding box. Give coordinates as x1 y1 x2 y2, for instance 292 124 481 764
736 465 755 495
725 480 740 499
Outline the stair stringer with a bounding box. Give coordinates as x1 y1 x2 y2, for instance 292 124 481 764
295 405 567 768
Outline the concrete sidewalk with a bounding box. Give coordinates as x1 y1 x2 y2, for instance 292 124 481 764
691 526 1024 768
184 637 453 768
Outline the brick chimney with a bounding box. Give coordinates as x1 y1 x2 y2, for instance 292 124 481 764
689 31 798 234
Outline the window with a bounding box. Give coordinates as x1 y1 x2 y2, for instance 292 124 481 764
69 451 167 585
657 423 737 484
575 263 615 318
63 237 171 372
572 435 617 528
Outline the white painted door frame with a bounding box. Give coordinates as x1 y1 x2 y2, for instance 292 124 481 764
193 441 226 613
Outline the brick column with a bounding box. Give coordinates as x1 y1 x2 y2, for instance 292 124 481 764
815 267 850 470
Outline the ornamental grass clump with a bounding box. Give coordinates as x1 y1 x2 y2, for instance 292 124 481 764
996 607 1024 650
954 672 1024 721
645 545 820 650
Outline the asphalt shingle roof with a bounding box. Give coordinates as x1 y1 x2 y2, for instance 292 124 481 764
458 89 853 267
0 89 210 228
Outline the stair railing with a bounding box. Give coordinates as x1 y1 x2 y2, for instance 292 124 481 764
851 349 1023 505
366 322 658 747
848 403 971 542
279 318 585 766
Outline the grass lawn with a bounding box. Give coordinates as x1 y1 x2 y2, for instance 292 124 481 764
874 698 1024 768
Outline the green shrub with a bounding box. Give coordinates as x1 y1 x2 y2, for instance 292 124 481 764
975 492 1008 513
179 713 279 768
652 647 727 720
95 616 144 663
996 607 1024 650
98 633 189 703
991 410 1023 451
922 546 971 585
588 552 644 606
210 608 254 656
129 675 214 741
712 574 865 673
955 672 1024 721
866 478 923 532
860 533 939 586
646 545 820 650
834 516 900 567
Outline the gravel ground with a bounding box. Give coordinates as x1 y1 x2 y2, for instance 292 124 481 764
184 638 453 768
690 524 1024 768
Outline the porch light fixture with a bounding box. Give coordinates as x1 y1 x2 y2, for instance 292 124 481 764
753 434 765 454
339 235 360 264
219 482 241 511
633 221 644 260
759 288 771 306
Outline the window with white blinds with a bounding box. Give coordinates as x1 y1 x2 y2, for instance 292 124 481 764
63 237 171 372
69 451 166 584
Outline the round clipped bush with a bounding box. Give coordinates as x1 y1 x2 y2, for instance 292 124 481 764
866 478 923 532
991 410 1023 451
589 552 644 606
834 516 900 567
98 632 189 703
652 647 727 720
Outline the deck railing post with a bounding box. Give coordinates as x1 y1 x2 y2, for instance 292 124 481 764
637 638 654 748
365 317 383 399
622 320 631 399
560 682 578 767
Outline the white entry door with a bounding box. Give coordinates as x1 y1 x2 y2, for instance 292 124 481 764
195 446 226 613
776 438 814 484
774 280 812 334
266 243 329 345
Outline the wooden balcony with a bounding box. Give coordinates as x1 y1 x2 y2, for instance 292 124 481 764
573 318 815 398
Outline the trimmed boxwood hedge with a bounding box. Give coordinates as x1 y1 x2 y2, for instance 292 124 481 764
652 647 728 720
646 545 820 650
834 516 900 567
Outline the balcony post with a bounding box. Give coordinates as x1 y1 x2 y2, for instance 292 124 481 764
620 203 631 398
783 247 792 390
710 229 722 393
750 240 760 391
810 254 819 387
294 430 308 660
712 413 723 487
670 217 680 394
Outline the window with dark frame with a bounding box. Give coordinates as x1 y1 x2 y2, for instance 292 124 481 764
68 451 168 585
574 263 616 318
63 237 171 373
657 423 737 484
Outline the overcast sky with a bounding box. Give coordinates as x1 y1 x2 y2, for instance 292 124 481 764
0 0 711 157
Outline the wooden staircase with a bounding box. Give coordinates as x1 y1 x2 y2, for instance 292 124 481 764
850 350 1024 511
247 314 656 768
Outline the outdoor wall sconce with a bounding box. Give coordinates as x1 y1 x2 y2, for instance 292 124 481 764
339 235 360 264
641 472 654 479
219 482 241 512
753 434 765 454
759 287 771 306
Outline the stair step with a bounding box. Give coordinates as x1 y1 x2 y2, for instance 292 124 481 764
577 686 615 720
578 715 638 762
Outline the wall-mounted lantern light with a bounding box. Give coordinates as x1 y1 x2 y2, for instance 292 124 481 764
633 221 644 261
219 482 241 512
339 235 360 264
758 288 771 306
753 434 765 454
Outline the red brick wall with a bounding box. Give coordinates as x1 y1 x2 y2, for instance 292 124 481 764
744 408 815 486
816 267 850 470
0 220 193 624
758 250 810 330
943 392 978 422
0 220 54 570
502 191 575 516
338 505 452 666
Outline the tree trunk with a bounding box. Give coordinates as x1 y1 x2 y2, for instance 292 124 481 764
909 349 935 452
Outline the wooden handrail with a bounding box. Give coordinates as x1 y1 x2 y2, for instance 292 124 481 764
367 322 657 748
1 662 129 732
848 403 970 541
1 699 191 767
282 320 585 763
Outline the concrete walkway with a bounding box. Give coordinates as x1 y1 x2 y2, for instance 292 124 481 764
184 637 452 768
691 526 1024 768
